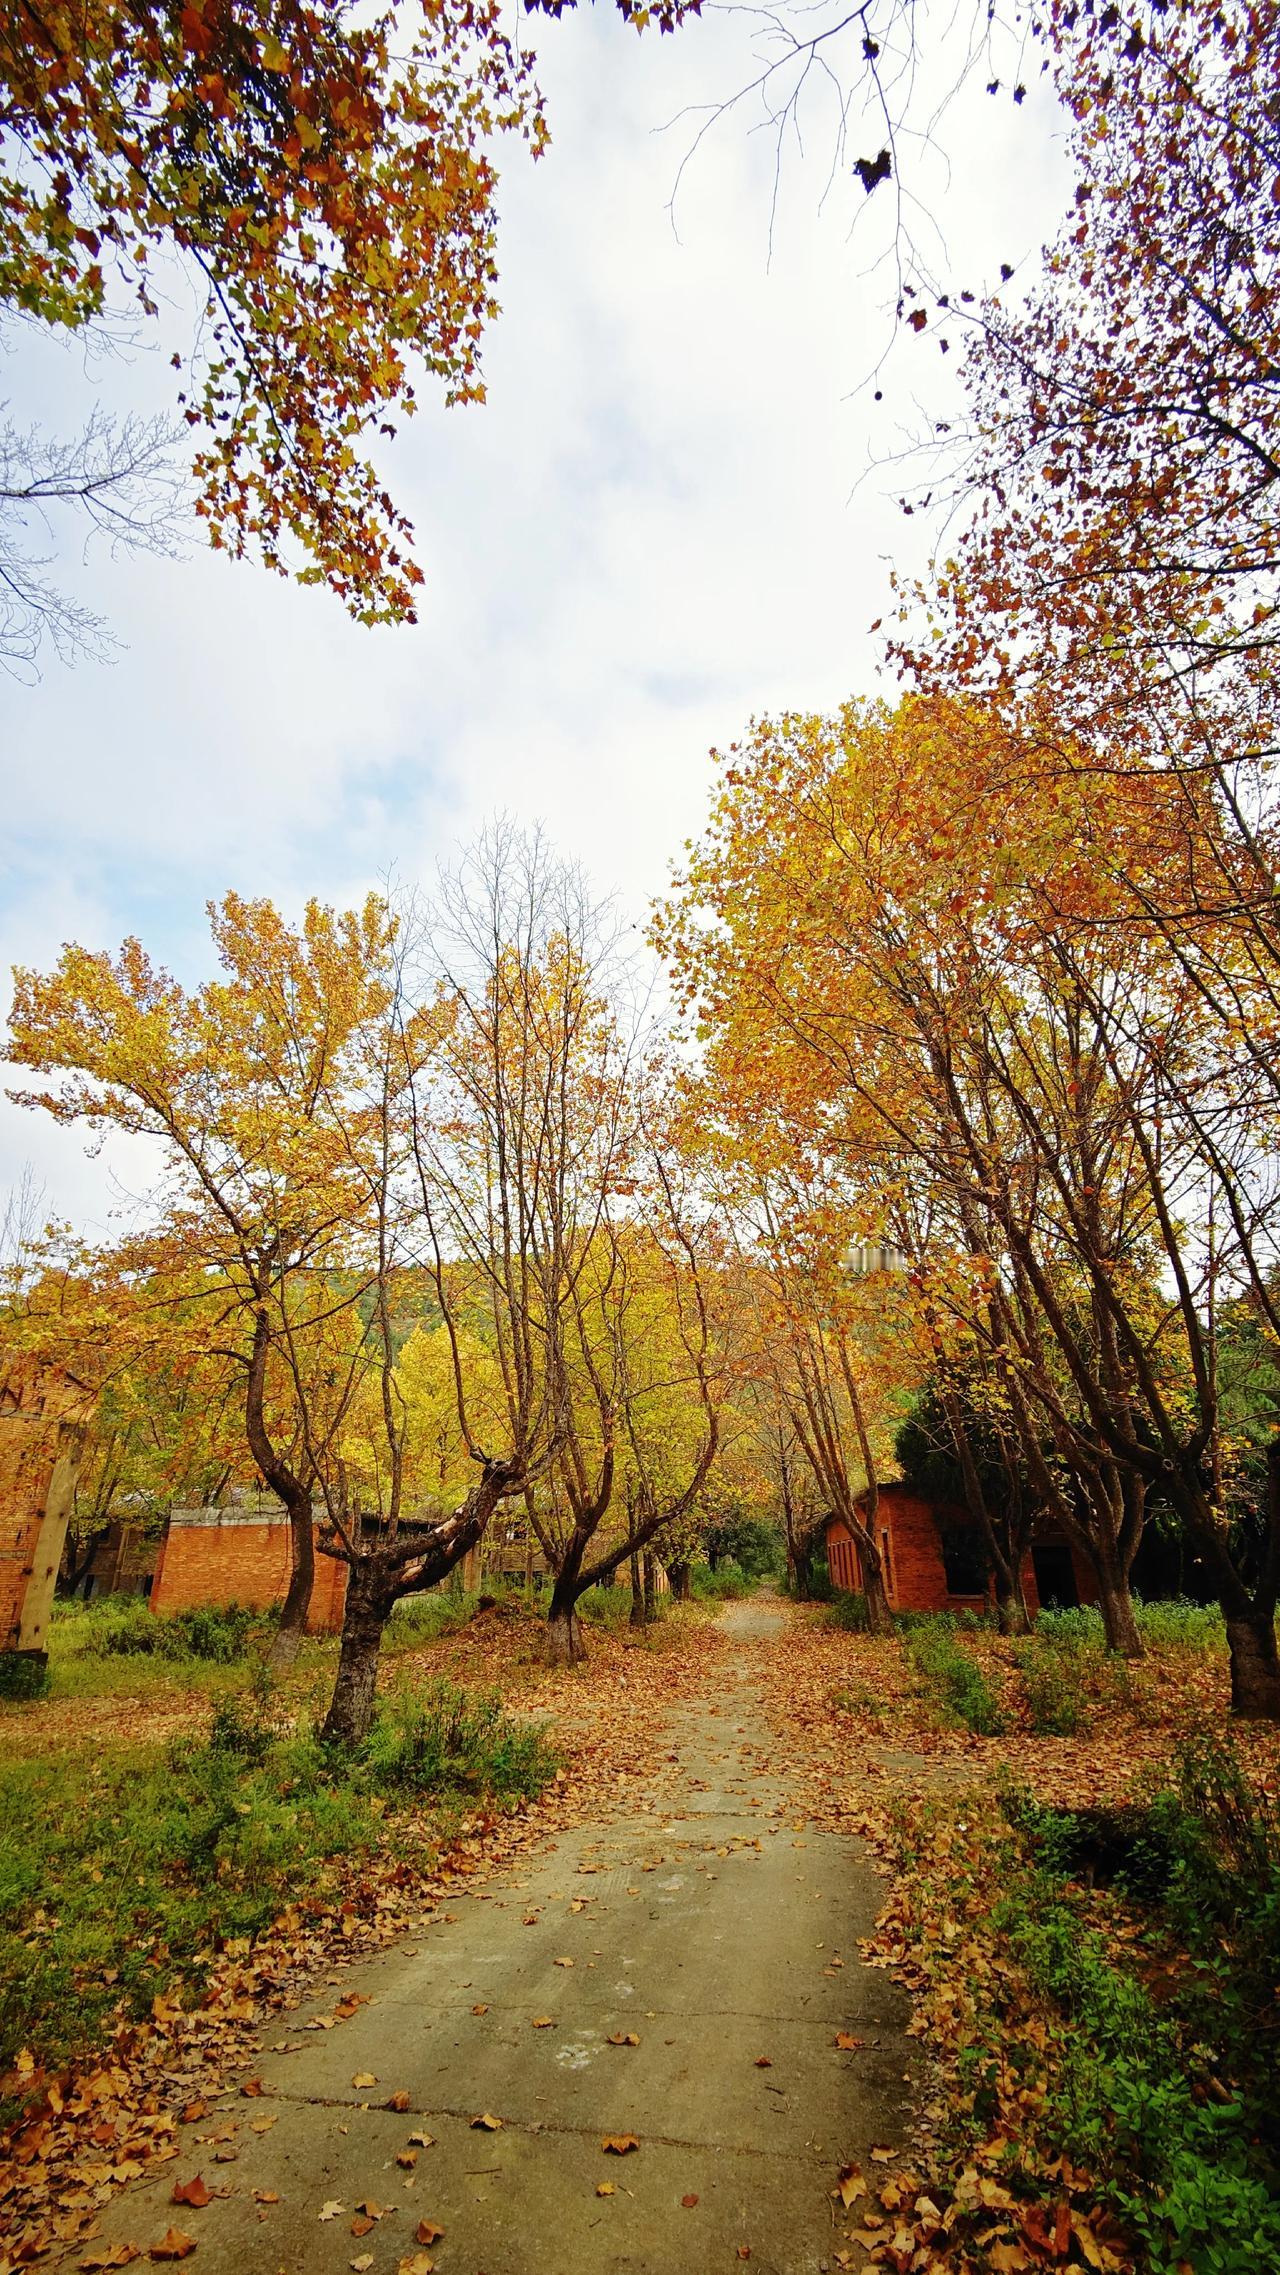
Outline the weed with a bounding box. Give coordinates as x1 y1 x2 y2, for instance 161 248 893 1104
359 1681 554 1801
906 1618 1005 1734
826 1591 869 1632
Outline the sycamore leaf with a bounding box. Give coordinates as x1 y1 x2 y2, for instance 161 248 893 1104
149 2231 197 2262
171 2178 210 2209
470 2112 502 2130
601 2134 640 2154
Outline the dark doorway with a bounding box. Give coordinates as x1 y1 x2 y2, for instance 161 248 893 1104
1032 1543 1080 1609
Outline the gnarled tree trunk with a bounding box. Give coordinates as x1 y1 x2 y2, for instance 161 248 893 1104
320 1558 394 1746
1225 1613 1280 1719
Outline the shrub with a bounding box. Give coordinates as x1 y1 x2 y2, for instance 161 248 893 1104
907 1619 1005 1735
576 1584 634 1628
1013 1638 1083 1736
1135 1597 1224 1653
56 1596 259 1663
384 1591 476 1647
826 1591 869 1632
359 1681 554 1801
0 1652 48 1701
690 1561 749 1602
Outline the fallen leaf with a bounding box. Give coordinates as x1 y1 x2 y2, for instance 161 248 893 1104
415 2220 445 2246
601 2134 640 2154
79 2250 140 2271
554 1956 574 1968
170 2178 211 2211
383 2090 412 2113
870 2145 897 2162
351 2072 377 2090
396 2149 419 2170
681 2193 699 2208
240 2079 264 2098
350 2260 375 2273
397 2257 435 2275
836 2165 867 2210
835 2033 864 2051
606 2031 640 2047
471 2003 489 2016
596 2182 615 2198
354 2200 383 2220
319 2202 344 2222
180 2103 208 2125
754 2055 772 2068
252 2191 280 2205
408 2131 435 2148
149 2231 196 2262
470 2112 503 2131
531 2016 555 2029
737 2251 752 2263
350 2217 375 2239
250 2114 278 2133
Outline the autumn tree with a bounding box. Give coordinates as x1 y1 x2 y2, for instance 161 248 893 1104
0 0 558 655
410 826 722 1663
5 892 402 1661
663 695 1280 1711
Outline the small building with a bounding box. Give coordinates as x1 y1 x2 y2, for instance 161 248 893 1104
151 1492 348 1633
824 1480 1095 1616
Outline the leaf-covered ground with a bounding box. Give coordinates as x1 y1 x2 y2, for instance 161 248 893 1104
3 1597 1277 2275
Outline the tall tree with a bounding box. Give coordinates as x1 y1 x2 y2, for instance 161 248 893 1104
6 891 400 1660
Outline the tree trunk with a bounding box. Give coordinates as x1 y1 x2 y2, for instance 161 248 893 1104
1225 1612 1280 1720
269 1496 315 1670
669 1560 692 1602
629 1550 645 1628
1092 1560 1145 1658
643 1552 656 1623
862 1556 894 1638
547 1556 589 1663
321 1562 393 1746
994 1570 1033 1636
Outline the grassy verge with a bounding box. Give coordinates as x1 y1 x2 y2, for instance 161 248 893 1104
0 1674 554 2083
877 1728 1280 2274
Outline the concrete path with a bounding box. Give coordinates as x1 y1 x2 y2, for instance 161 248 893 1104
84 1603 910 2274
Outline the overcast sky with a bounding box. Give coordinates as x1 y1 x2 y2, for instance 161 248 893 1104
0 2 1073 1232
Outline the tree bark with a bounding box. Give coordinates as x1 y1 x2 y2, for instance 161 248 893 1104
320 1561 393 1746
1225 1612 1280 1720
994 1571 1033 1636
547 1590 587 1664
643 1552 656 1623
668 1560 692 1602
629 1549 645 1628
268 1492 315 1670
1091 1557 1145 1657
862 1556 894 1638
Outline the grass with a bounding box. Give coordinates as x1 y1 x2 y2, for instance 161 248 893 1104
0 1672 555 2081
892 1729 1280 2275
905 1615 1006 1734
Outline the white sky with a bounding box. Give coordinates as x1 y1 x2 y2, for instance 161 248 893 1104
0 1 1073 1235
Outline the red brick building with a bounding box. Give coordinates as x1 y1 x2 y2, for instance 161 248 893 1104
824 1480 1096 1616
151 1498 347 1633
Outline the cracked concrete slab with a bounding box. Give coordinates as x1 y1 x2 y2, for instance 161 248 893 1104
69 1602 912 2274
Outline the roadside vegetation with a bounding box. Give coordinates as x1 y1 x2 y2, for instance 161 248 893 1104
0 1671 554 2084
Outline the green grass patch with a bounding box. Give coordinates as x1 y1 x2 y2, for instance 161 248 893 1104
0 1673 555 2080
690 1560 749 1602
905 1616 1006 1734
889 1731 1280 2274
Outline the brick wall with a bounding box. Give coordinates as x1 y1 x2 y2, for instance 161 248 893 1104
825 1484 1096 1615
0 1358 94 1658
151 1505 347 1633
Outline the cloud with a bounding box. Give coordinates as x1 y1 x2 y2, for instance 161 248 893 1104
0 4 1073 1222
